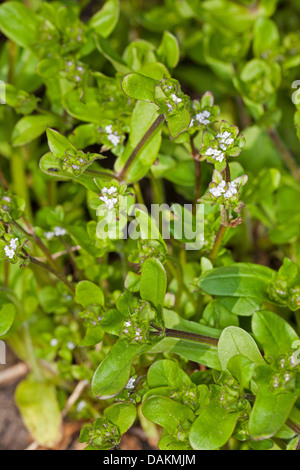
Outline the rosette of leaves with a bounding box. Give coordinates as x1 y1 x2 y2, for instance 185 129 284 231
200 121 246 172
200 170 248 215
233 58 281 117
121 74 191 139
40 128 105 180
79 402 137 450
188 91 220 133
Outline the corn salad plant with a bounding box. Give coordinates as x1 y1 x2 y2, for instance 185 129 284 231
0 0 300 451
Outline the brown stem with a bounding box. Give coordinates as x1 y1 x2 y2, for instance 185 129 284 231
118 114 166 181
24 254 75 294
268 129 300 182
12 219 60 271
151 327 218 346
225 162 231 183
165 328 218 346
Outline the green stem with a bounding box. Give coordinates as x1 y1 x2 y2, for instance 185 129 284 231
11 149 33 222
210 223 227 262
118 114 166 181
133 182 145 206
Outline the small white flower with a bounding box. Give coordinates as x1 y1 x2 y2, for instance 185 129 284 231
125 378 136 390
2 196 11 203
44 231 54 240
209 180 226 198
166 102 174 112
72 164 80 171
76 400 87 412
67 341 76 350
195 110 211 125
107 133 121 147
99 194 118 210
205 148 225 162
9 238 18 251
50 338 58 347
4 246 15 259
171 94 182 104
105 125 113 134
54 227 66 237
217 131 234 151
223 182 238 199
125 321 131 327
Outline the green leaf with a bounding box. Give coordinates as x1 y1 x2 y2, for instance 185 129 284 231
75 281 104 307
142 396 195 437
253 18 280 58
140 258 167 311
89 0 119 38
91 339 145 399
12 114 61 147
249 385 297 440
189 401 240 450
218 326 265 371
104 403 136 434
198 263 273 308
227 355 256 390
166 106 191 139
0 2 39 49
39 153 100 193
115 101 163 183
157 31 180 69
0 293 16 336
79 326 104 347
95 35 131 74
252 310 299 360
46 128 75 160
121 73 158 103
15 379 62 447
147 359 192 389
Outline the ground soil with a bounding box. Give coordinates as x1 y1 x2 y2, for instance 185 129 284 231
0 348 158 450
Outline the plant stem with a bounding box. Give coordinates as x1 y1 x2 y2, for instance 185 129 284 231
153 328 218 346
118 114 166 181
12 219 60 271
11 149 33 222
210 223 227 262
268 129 300 182
190 136 201 215
24 254 75 294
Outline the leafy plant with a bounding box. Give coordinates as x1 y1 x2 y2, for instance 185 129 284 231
0 0 300 451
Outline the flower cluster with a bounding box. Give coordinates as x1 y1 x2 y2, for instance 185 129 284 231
4 237 19 260
44 226 67 240
189 92 220 131
201 121 245 171
155 78 189 116
104 125 122 148
123 319 144 342
200 170 248 213
209 180 238 199
99 186 119 211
